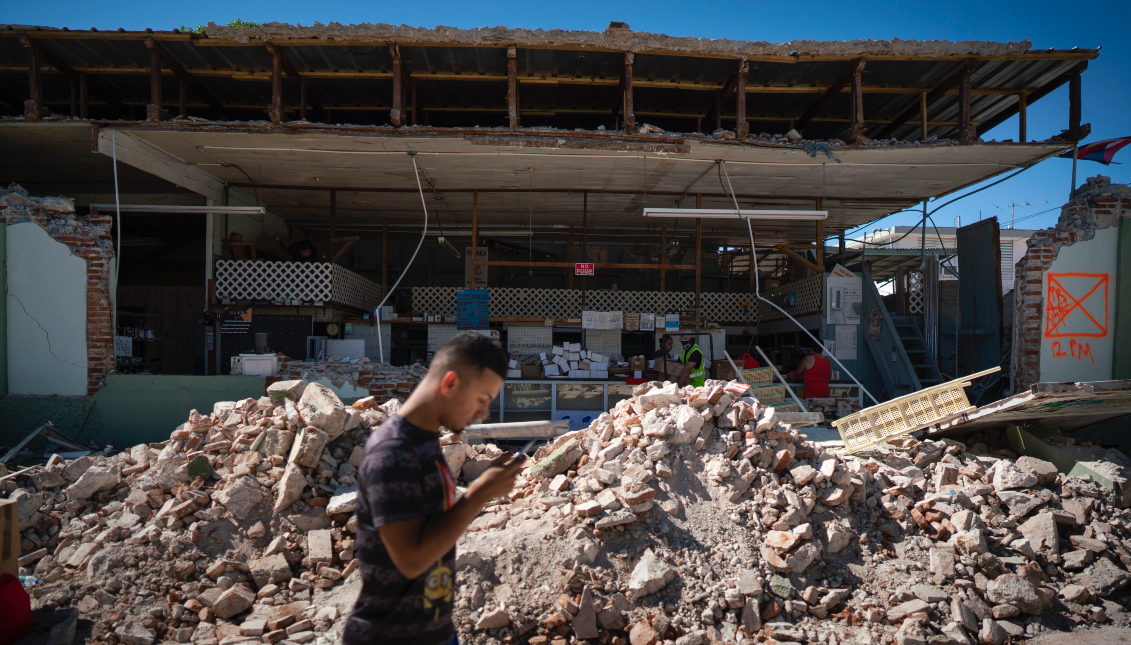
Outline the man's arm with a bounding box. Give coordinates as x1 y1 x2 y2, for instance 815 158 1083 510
377 456 524 579
676 362 694 388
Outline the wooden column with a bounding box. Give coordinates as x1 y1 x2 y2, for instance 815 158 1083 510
382 225 388 293
178 79 187 117
148 45 163 121
1018 91 1027 142
735 61 749 141
582 193 588 305
1069 74 1081 132
816 199 824 271
300 76 307 121
659 229 667 292
919 92 928 141
390 45 404 127
471 189 479 250
23 40 43 120
329 191 337 262
839 231 846 266
507 46 519 131
566 226 574 289
695 194 702 312
958 65 974 143
622 53 635 134
848 62 865 142
411 78 418 126
79 72 87 119
270 47 283 124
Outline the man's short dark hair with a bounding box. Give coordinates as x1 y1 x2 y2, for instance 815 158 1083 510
431 332 508 380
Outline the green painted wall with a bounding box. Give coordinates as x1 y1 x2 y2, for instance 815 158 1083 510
1114 218 1131 379
93 374 265 447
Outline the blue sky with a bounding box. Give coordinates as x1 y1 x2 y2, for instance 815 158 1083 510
9 0 1130 236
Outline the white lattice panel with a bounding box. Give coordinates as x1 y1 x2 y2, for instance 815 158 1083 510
758 274 822 322
427 324 461 352
507 325 553 353
411 287 773 323
584 330 622 358
908 271 924 315
216 260 381 311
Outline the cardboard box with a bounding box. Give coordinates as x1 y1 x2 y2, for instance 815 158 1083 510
521 364 542 379
628 356 646 371
1 498 19 578
592 370 609 379
506 369 522 378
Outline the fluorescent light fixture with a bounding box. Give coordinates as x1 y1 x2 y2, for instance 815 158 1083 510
643 208 827 221
437 236 461 258
89 204 267 215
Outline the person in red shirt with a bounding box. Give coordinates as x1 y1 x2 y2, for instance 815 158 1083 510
788 341 831 399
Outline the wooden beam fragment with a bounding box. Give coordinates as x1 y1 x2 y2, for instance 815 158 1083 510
147 44 166 121
976 61 1086 136
144 37 227 117
622 52 635 134
507 46 519 131
919 92 927 141
776 244 820 273
19 36 44 120
873 58 977 139
957 64 975 143
796 58 865 136
390 44 404 127
331 236 360 263
269 47 284 123
848 60 865 142
734 61 749 141
1018 91 1026 142
265 43 329 123
815 199 824 270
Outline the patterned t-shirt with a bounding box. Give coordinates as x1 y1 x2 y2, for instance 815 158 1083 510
344 415 460 645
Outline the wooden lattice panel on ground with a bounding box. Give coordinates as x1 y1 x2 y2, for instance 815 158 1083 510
216 260 381 311
832 367 999 453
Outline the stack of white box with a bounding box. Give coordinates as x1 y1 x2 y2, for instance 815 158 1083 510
538 342 615 379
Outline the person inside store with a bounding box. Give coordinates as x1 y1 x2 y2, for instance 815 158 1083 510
787 339 831 398
676 334 706 388
344 332 525 645
287 237 321 263
652 334 674 361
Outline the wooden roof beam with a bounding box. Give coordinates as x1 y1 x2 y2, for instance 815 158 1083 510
795 58 865 136
143 38 227 118
975 61 1088 139
873 58 978 139
264 43 330 123
18 35 125 113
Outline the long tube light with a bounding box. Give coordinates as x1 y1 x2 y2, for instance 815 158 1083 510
643 208 827 220
89 204 267 215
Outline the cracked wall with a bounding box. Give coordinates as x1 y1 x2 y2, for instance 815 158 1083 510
1 186 115 395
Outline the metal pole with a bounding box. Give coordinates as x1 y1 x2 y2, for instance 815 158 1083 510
752 346 809 412
1070 144 1079 200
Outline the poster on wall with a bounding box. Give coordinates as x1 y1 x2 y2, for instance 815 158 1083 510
595 311 612 330
625 312 641 331
835 324 858 360
827 264 862 325
868 309 884 341
609 311 624 330
456 289 489 329
581 311 597 329
464 247 488 288
665 313 680 332
114 336 132 357
640 313 655 331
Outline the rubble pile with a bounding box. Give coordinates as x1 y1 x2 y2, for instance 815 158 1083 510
267 360 427 402
5 380 399 645
442 380 1131 645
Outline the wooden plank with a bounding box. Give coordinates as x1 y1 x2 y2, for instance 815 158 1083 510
148 45 164 121
566 226 574 290
734 61 748 141
1018 91 1026 142
270 47 284 123
977 61 1087 137
872 58 977 139
390 44 404 127
145 37 227 117
958 64 974 143
507 46 519 131
815 201 824 270
795 58 864 135
919 92 927 141
775 244 819 273
660 229 667 292
622 52 635 134
848 61 865 142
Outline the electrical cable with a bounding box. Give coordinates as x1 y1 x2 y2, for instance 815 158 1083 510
717 160 880 405
374 153 431 363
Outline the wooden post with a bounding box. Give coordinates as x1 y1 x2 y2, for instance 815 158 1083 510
659 229 667 293
270 47 283 124
79 71 87 119
839 231 846 266
23 41 42 120
329 190 337 262
735 61 749 141
622 53 635 134
411 78 418 126
1018 91 1027 142
958 65 974 143
919 92 928 141
849 62 865 142
582 193 588 306
390 44 403 127
695 195 702 312
1069 74 1081 132
816 199 824 271
382 225 388 293
179 79 187 117
507 46 519 131
148 45 163 121
712 90 722 133
300 76 307 121
566 226 574 289
471 189 479 252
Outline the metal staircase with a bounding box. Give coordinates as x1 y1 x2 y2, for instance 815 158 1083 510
890 316 945 386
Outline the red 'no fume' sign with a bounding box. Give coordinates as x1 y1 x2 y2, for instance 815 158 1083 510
575 263 594 276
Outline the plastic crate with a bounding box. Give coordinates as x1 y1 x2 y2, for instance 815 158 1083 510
831 367 999 454
749 384 787 405
771 403 800 413
743 367 774 385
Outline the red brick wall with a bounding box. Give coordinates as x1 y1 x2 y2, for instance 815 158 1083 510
1 194 116 395
1012 179 1131 392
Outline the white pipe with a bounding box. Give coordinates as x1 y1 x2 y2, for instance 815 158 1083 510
718 160 879 405
752 345 809 413
375 154 431 363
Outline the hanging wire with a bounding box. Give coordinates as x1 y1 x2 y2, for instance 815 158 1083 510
528 168 534 275
374 153 430 363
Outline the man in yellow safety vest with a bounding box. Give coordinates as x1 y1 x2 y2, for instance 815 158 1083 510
677 334 706 388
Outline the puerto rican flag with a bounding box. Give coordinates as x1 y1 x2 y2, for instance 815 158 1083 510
1058 136 1131 165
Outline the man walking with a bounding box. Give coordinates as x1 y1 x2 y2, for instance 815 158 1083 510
344 332 524 645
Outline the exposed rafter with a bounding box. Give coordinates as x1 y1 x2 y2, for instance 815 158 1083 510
144 37 227 117
795 58 865 135
264 43 329 123
873 59 978 139
18 35 125 113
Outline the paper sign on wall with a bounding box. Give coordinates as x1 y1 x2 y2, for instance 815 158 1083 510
114 336 132 357
665 314 680 331
827 264 862 325
581 311 597 329
464 247 488 288
640 313 655 331
835 324 858 360
609 311 624 330
625 312 640 331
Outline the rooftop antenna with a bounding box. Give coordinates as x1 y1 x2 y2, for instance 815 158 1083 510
995 201 1046 229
